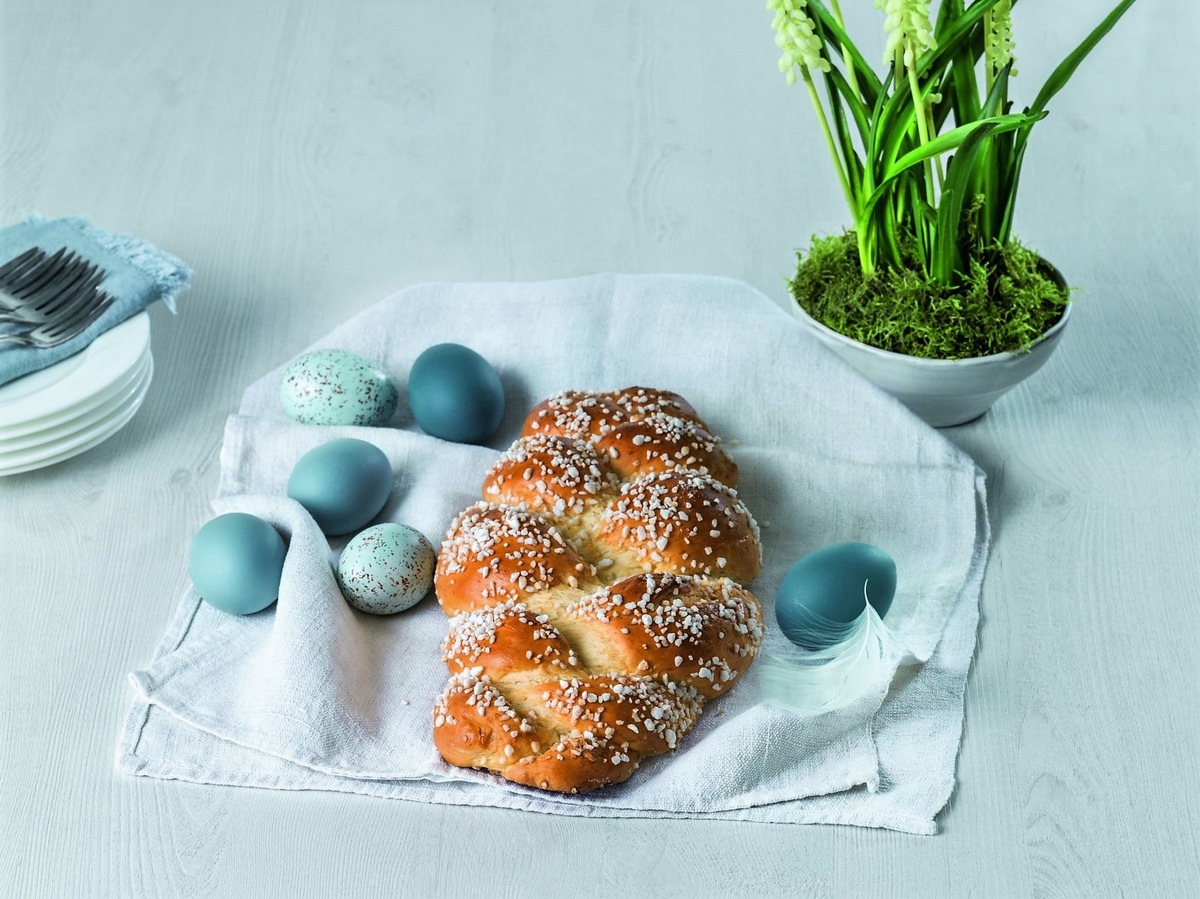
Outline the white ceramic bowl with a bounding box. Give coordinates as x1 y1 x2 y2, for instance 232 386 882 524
792 285 1071 428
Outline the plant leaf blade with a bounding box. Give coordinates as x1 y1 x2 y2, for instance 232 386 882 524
1030 0 1138 115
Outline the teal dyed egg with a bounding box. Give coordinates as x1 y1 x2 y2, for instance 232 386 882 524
280 349 399 427
188 513 286 616
776 542 897 650
287 438 393 536
408 343 504 444
336 523 436 614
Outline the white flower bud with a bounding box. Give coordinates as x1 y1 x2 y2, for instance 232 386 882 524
768 0 829 82
876 0 937 67
986 0 1018 76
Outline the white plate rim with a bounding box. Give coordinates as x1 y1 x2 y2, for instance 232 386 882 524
0 353 154 454
0 313 151 427
0 401 146 476
0 356 154 473
0 346 152 439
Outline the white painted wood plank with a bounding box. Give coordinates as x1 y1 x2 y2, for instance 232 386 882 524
1 0 1197 896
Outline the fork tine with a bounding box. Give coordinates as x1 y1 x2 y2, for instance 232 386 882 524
0 250 51 305
18 257 92 313
0 246 114 348
25 258 97 318
7 247 72 296
43 288 112 341
1 247 46 278
17 249 76 296
8 246 61 277
36 274 104 327
43 282 105 331
0 258 82 322
0 247 42 280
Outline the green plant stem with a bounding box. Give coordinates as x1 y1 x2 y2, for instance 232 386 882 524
928 107 946 190
905 61 936 198
984 11 994 93
982 78 1003 244
902 50 938 256
828 0 863 103
981 20 1004 245
802 67 871 272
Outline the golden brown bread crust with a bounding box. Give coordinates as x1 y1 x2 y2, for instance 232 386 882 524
443 600 586 683
434 504 600 616
502 675 704 792
431 670 705 793
479 434 617 544
433 387 764 793
522 387 704 442
433 673 553 772
595 414 737 487
561 574 762 699
595 472 761 584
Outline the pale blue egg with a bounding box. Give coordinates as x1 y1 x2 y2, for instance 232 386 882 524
280 349 399 426
776 542 897 650
408 343 505 444
336 523 436 614
188 513 286 616
287 438 393 536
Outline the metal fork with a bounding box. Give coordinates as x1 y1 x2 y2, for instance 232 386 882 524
0 247 113 348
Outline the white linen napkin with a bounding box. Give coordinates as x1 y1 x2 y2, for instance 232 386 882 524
118 274 987 834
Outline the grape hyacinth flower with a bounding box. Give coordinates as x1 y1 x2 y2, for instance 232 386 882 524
768 0 830 85
986 0 1018 79
762 0 1137 283
876 0 937 67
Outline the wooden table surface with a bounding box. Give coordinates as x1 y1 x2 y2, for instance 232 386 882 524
2 1 1197 896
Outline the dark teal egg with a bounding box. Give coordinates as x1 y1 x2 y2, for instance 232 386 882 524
408 343 505 444
775 542 897 650
188 513 286 615
287 438 393 536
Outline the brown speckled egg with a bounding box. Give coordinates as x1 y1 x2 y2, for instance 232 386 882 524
281 349 399 427
336 523 435 614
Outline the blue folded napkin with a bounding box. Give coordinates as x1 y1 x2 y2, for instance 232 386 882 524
0 215 192 387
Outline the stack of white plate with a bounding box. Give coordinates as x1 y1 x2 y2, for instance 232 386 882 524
0 313 153 476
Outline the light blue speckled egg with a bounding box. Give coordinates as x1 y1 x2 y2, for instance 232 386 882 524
280 349 399 427
336 523 436 615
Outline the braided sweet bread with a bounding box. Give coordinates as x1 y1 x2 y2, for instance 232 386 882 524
432 387 764 793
